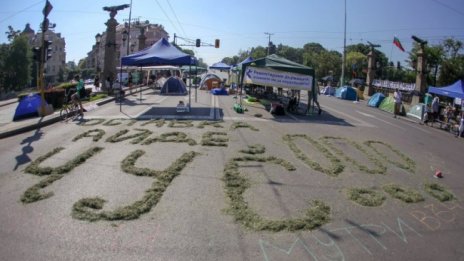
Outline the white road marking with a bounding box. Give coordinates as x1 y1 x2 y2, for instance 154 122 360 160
356 110 405 130
323 107 375 127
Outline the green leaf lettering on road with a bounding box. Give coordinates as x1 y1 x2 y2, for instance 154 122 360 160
168 120 194 128
142 131 197 146
364 140 416 173
223 155 330 231
230 122 259 131
322 136 386 174
201 131 228 147
383 184 424 203
197 120 224 129
72 129 105 142
21 147 104 203
284 134 344 176
105 129 152 144
425 183 455 202
72 151 198 221
347 188 386 207
140 119 166 127
239 144 265 155
77 118 105 126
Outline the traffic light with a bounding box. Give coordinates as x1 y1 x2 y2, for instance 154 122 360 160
195 39 201 47
32 47 41 62
215 39 220 48
44 40 53 61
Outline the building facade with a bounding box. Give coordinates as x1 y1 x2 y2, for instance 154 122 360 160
22 23 66 84
86 22 169 74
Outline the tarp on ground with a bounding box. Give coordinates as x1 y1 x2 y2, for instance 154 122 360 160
407 103 425 120
367 92 385 107
321 86 336 95
121 38 196 66
428 80 464 99
335 86 357 101
379 96 395 113
211 88 228 95
13 93 43 121
160 77 187 95
200 74 222 90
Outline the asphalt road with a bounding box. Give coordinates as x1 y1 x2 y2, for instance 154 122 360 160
0 89 463 261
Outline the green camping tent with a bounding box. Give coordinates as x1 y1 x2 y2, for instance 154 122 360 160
379 96 404 115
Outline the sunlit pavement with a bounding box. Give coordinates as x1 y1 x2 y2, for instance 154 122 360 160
0 89 463 261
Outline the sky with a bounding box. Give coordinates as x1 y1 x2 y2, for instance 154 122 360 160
1 0 464 67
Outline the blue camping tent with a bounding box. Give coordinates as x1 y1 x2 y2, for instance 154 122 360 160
160 77 187 95
13 93 43 121
367 93 386 107
211 88 228 95
335 86 357 101
428 80 464 99
121 38 196 66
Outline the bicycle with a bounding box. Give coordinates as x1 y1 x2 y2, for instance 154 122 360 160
60 88 81 121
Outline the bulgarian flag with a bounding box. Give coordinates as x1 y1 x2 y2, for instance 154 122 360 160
393 37 405 52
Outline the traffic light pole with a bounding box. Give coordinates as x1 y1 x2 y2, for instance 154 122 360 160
38 18 47 116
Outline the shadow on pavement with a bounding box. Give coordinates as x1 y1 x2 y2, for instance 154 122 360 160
13 118 44 171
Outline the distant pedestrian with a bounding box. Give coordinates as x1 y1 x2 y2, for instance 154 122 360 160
431 96 440 122
457 112 464 138
94 75 100 91
393 88 402 118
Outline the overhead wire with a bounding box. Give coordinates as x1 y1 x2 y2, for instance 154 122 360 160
0 0 44 24
165 0 187 38
154 0 180 35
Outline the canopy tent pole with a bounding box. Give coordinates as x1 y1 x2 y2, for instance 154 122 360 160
139 66 143 102
195 66 198 103
119 64 123 112
188 65 191 111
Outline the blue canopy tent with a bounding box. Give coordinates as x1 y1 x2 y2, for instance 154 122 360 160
428 80 464 99
120 38 197 110
209 62 231 71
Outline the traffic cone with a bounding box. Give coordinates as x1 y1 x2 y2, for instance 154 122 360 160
434 170 443 178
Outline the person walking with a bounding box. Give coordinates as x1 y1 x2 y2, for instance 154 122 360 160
393 88 402 118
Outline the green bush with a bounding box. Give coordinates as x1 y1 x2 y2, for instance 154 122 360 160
44 88 65 109
55 82 77 89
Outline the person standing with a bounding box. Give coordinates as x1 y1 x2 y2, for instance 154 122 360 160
431 96 440 122
393 88 402 118
457 112 464 138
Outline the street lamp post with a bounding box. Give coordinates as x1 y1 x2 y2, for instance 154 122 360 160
95 33 102 89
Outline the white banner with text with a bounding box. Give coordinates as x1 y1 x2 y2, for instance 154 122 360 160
244 67 313 90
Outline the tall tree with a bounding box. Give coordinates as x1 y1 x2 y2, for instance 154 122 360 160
5 25 20 42
3 35 31 91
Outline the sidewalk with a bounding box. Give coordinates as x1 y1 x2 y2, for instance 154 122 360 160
0 85 150 139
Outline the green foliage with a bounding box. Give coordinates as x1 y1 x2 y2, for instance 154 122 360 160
223 155 330 231
201 131 228 146
383 184 424 203
72 129 105 142
55 82 78 89
142 131 197 146
1 35 31 92
239 144 265 155
106 129 153 144
347 188 386 207
89 93 107 102
230 122 259 131
21 147 104 203
72 151 198 221
283 134 344 176
425 183 455 202
196 120 224 129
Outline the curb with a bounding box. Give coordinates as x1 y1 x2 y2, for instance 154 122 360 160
0 86 153 140
0 114 61 139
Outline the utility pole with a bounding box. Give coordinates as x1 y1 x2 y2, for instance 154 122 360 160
340 0 347 87
126 0 133 55
264 32 273 55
